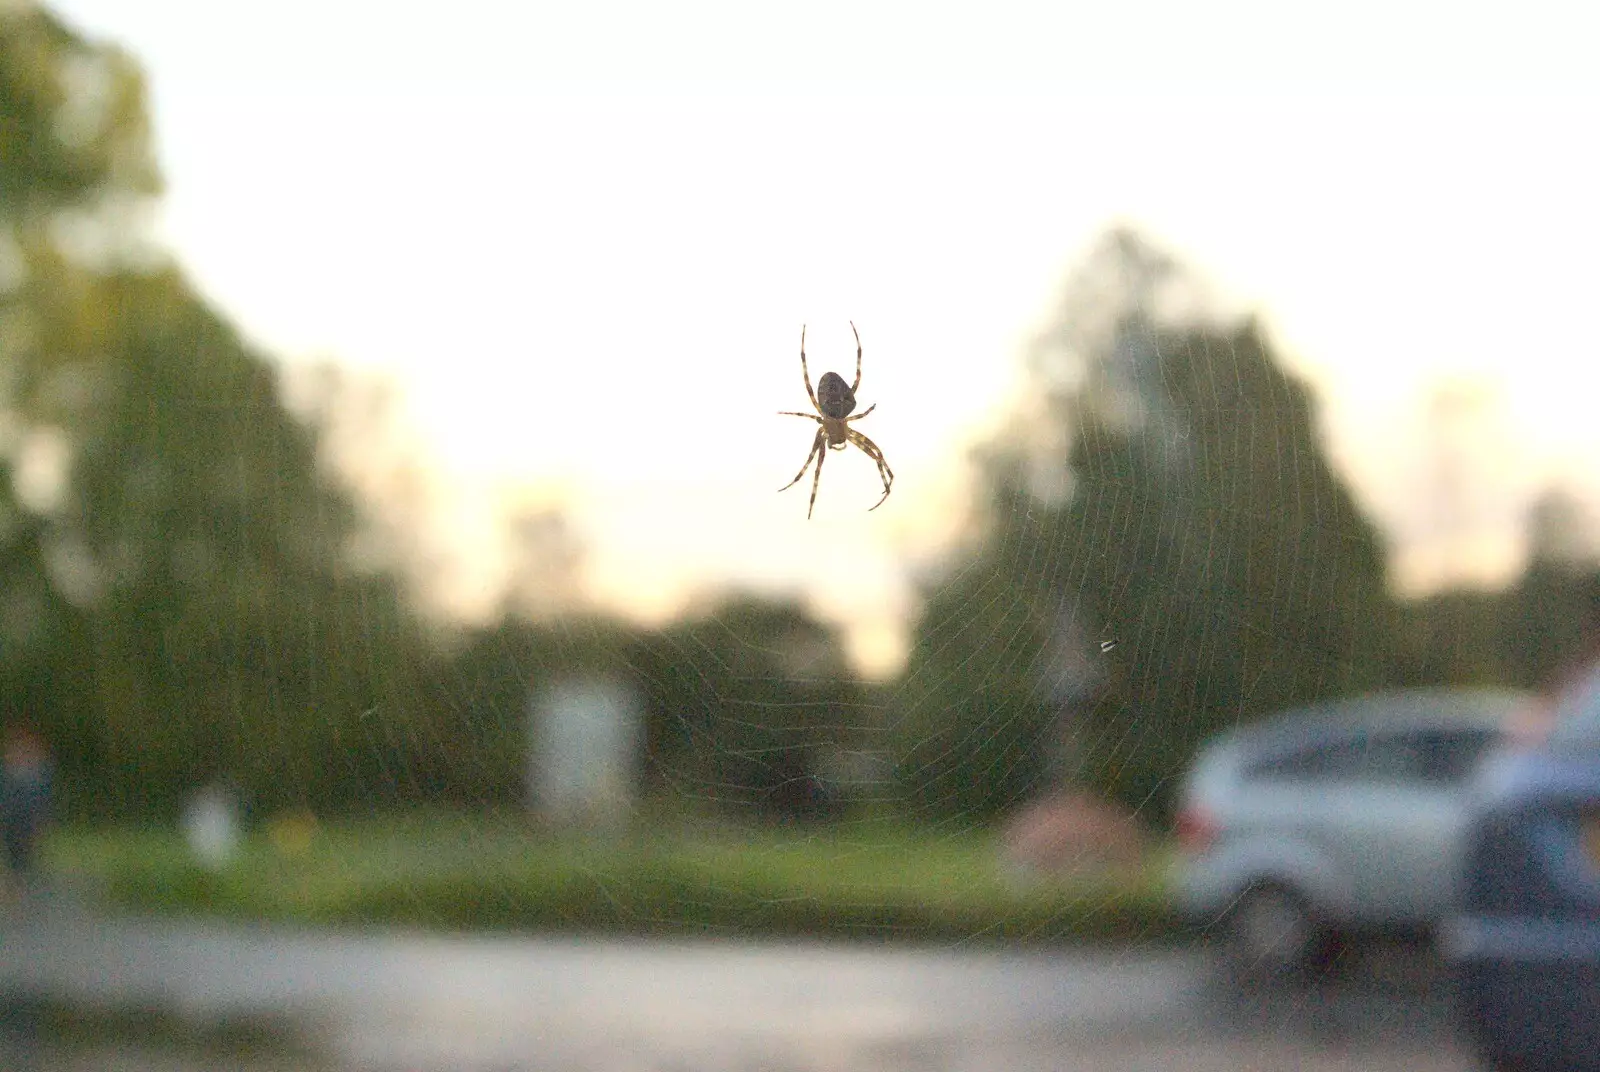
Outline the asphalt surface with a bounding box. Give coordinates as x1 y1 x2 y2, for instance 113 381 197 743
0 885 1484 1072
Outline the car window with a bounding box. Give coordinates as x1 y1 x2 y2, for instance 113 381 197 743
1408 728 1496 783
1248 727 1492 786
1249 737 1377 782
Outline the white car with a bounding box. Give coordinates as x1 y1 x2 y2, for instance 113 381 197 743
1172 687 1530 977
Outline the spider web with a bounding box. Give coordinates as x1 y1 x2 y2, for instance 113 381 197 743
326 226 1386 945
236 146 1455 1070
21 8 1600 1062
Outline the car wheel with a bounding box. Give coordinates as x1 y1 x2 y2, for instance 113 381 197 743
1222 883 1330 980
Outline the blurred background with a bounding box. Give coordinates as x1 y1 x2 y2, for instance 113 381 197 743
2 0 1598 1069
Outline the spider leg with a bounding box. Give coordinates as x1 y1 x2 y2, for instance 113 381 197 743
799 325 821 413
806 431 827 519
848 320 863 393
778 411 823 421
844 403 876 422
847 428 894 511
779 426 826 504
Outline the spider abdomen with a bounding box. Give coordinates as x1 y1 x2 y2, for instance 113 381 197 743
815 371 856 419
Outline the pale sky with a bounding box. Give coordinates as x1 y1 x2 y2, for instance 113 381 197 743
45 0 1600 677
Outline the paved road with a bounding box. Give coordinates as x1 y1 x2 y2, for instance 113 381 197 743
0 887 1483 1071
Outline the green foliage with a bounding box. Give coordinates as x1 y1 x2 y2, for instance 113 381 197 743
892 567 1058 820
1389 481 1600 690
425 613 648 807
1072 324 1391 813
4 6 860 824
1390 588 1512 687
439 596 864 818
0 6 160 221
645 594 862 816
1395 563 1600 692
897 230 1394 823
1 6 435 819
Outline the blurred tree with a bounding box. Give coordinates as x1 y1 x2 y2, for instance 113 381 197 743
1501 487 1600 691
890 545 1062 822
647 594 859 819
430 612 643 807
0 6 158 229
1389 588 1508 687
1526 485 1598 573
1389 487 1600 691
437 595 860 820
896 228 1394 822
1 6 432 817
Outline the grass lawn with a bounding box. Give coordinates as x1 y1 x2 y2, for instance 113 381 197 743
42 810 1181 944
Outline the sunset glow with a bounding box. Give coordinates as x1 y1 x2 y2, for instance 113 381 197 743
50 0 1600 675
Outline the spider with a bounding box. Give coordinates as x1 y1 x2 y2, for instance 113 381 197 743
778 321 894 519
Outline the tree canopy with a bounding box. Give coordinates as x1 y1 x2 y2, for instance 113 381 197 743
895 229 1394 821
1 6 426 816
